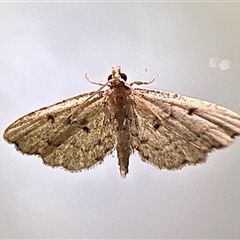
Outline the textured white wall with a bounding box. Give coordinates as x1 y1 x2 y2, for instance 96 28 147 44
1 2 240 238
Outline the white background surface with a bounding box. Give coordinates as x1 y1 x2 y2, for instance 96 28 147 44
1 2 240 239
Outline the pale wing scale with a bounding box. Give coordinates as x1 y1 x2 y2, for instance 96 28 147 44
4 91 97 141
134 94 229 149
3 91 116 172
136 88 240 118
4 93 102 154
198 112 240 134
136 88 240 137
131 97 209 169
159 104 234 147
130 90 240 170
42 110 115 172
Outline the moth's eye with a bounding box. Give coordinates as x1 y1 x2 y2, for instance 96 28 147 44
107 74 113 81
121 73 127 81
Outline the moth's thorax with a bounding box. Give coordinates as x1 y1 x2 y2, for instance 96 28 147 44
110 79 126 88
109 81 131 108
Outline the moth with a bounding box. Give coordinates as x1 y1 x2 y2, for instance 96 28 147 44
3 66 240 177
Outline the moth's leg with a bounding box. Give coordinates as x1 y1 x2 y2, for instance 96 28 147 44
129 76 155 86
85 72 105 86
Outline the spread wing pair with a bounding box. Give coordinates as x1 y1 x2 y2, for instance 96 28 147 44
4 86 240 173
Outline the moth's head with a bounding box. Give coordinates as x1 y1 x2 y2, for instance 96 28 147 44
108 66 127 82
